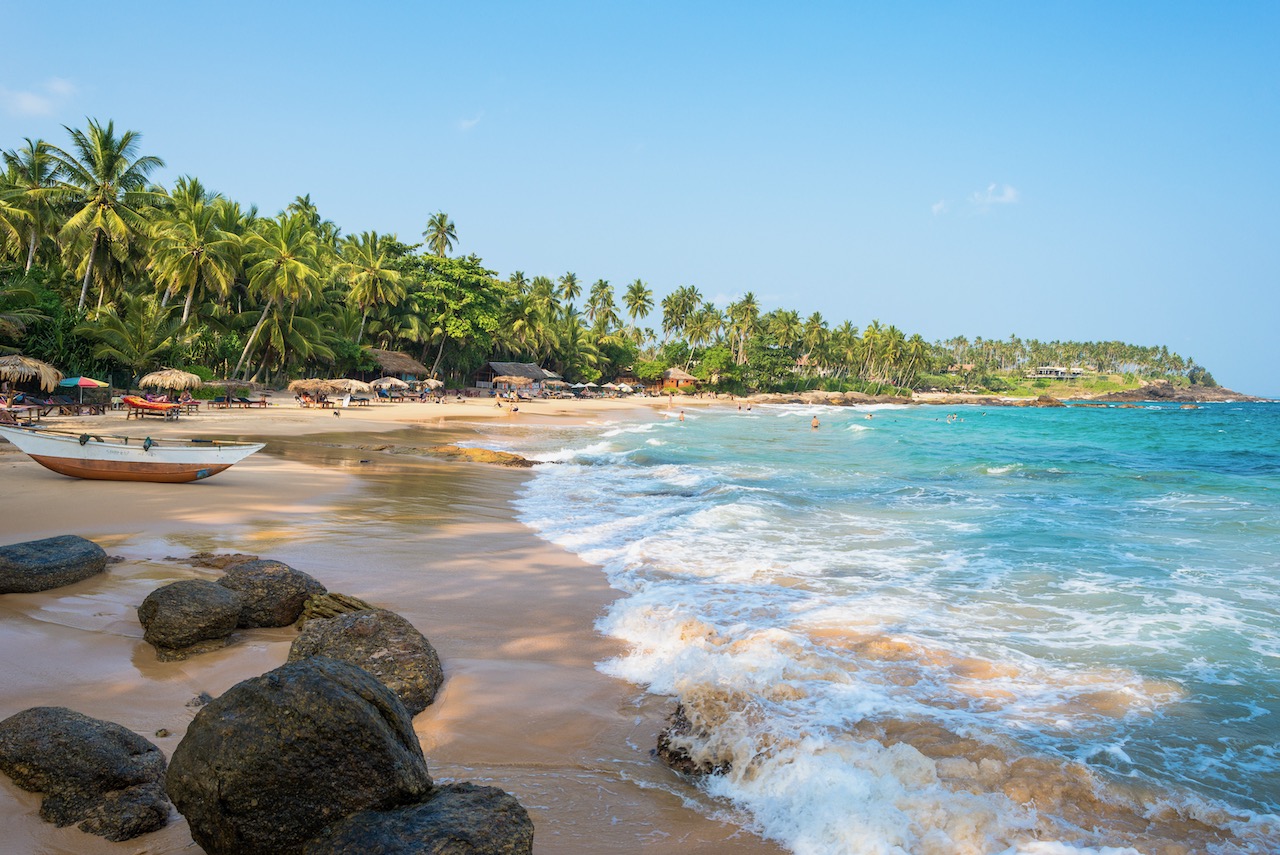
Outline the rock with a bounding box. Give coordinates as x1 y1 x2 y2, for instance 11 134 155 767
304 782 534 854
1021 395 1066 408
429 445 535 467
166 657 432 855
0 706 169 841
655 703 730 777
1095 381 1260 403
137 580 243 660
296 591 379 627
288 609 444 715
180 552 260 570
218 559 327 628
0 535 107 594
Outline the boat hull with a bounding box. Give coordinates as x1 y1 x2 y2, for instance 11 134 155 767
0 426 264 483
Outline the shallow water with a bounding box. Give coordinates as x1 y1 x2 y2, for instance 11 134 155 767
500 402 1280 854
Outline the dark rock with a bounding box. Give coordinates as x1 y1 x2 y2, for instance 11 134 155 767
0 535 107 594
304 782 534 854
655 703 731 777
166 657 432 855
288 609 444 715
1095 381 1261 403
1020 395 1066 408
185 692 213 708
296 591 379 627
181 551 261 570
0 706 169 841
136 579 243 659
218 559 327 627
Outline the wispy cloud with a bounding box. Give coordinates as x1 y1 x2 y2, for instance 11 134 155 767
931 200 949 216
0 77 76 117
457 111 484 131
970 183 1019 211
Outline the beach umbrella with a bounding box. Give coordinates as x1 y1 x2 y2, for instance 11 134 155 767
584 382 599 388
0 354 63 392
571 382 587 389
139 368 203 391
288 378 344 397
601 382 619 390
493 375 534 385
371 376 409 389
420 378 444 390
327 378 372 393
544 379 568 388
58 375 109 403
618 383 633 393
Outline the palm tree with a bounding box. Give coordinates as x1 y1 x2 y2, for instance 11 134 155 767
74 292 187 380
423 211 456 257
559 271 581 308
623 279 653 324
339 231 404 343
149 179 241 325
48 119 165 309
726 292 760 365
232 213 321 378
0 177 28 262
2 139 60 271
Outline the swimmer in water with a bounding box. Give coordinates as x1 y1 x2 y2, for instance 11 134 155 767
811 416 820 429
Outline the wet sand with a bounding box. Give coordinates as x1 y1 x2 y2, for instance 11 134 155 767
0 399 781 854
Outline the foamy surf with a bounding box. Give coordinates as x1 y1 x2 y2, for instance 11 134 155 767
506 402 1280 853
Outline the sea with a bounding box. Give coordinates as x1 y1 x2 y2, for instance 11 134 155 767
494 401 1280 854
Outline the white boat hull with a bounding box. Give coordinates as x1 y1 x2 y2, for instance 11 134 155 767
0 426 264 483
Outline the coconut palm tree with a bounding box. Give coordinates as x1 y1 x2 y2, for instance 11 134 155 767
74 291 187 380
623 279 652 324
149 179 241 325
423 211 456 257
2 139 60 271
726 292 760 365
559 271 580 308
232 213 321 378
47 119 165 309
0 177 28 262
339 231 404 343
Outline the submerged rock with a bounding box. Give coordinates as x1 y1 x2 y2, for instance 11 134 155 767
303 783 534 854
0 534 107 593
137 579 243 660
430 445 535 467
218 559 327 627
166 657 431 855
288 608 444 715
0 706 169 841
655 703 731 777
296 591 379 627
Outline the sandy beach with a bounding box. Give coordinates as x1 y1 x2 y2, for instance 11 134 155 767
0 397 781 854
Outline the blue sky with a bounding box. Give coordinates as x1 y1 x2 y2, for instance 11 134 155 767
3 2 1277 393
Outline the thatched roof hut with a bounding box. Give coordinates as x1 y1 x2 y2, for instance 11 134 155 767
366 349 432 380
0 354 63 392
471 361 560 388
661 367 698 389
139 369 203 391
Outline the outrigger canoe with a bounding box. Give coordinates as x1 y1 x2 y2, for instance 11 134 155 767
0 425 264 483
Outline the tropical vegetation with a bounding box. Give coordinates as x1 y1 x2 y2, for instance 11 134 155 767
0 119 1216 394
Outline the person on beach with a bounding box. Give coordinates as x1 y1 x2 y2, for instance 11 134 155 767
812 416 820 429
679 410 685 422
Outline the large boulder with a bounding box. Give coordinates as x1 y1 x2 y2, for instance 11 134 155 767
136 579 243 660
0 535 107 593
288 609 444 715
218 559 327 627
0 706 169 841
304 783 534 854
166 657 432 855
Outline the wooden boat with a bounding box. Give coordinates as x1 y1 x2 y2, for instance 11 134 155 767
0 425 264 483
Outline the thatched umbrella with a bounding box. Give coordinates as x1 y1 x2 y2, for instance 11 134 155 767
0 354 63 392
420 378 444 390
327 378 372 394
288 378 344 397
544 379 568 388
139 369 203 391
371 376 409 389
493 375 534 386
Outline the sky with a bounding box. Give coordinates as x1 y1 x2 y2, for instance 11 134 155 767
3 2 1277 393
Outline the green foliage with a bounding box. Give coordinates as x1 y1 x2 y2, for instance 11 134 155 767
634 360 666 384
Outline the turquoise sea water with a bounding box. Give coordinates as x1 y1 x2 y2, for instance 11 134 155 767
499 402 1280 854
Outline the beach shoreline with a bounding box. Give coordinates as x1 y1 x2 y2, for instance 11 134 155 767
0 399 782 854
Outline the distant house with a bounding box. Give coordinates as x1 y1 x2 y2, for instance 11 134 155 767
367 349 432 381
471 361 561 391
661 367 698 390
613 369 644 388
1026 366 1082 380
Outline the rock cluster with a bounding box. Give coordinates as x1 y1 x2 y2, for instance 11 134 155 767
0 534 107 593
0 706 170 841
430 444 536 467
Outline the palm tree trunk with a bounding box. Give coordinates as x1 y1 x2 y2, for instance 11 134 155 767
233 299 275 379
357 310 367 344
24 230 37 272
429 336 448 378
77 233 98 310
181 285 196 325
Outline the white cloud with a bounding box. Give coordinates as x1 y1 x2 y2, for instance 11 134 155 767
970 183 1019 210
931 200 949 216
0 77 77 117
457 111 484 131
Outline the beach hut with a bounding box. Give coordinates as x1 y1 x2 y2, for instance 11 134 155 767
661 367 698 390
366 349 433 382
0 354 63 392
471 361 560 393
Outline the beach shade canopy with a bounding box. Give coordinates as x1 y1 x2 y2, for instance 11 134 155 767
493 375 534 385
571 382 587 389
544 379 568 388
601 382 619 390
419 378 445 390
371 376 409 389
583 382 599 388
58 375 109 403
327 378 372 394
139 369 203 391
617 383 633 393
0 354 63 392
288 378 345 397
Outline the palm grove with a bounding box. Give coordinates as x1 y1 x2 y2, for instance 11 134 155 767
0 120 1212 394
